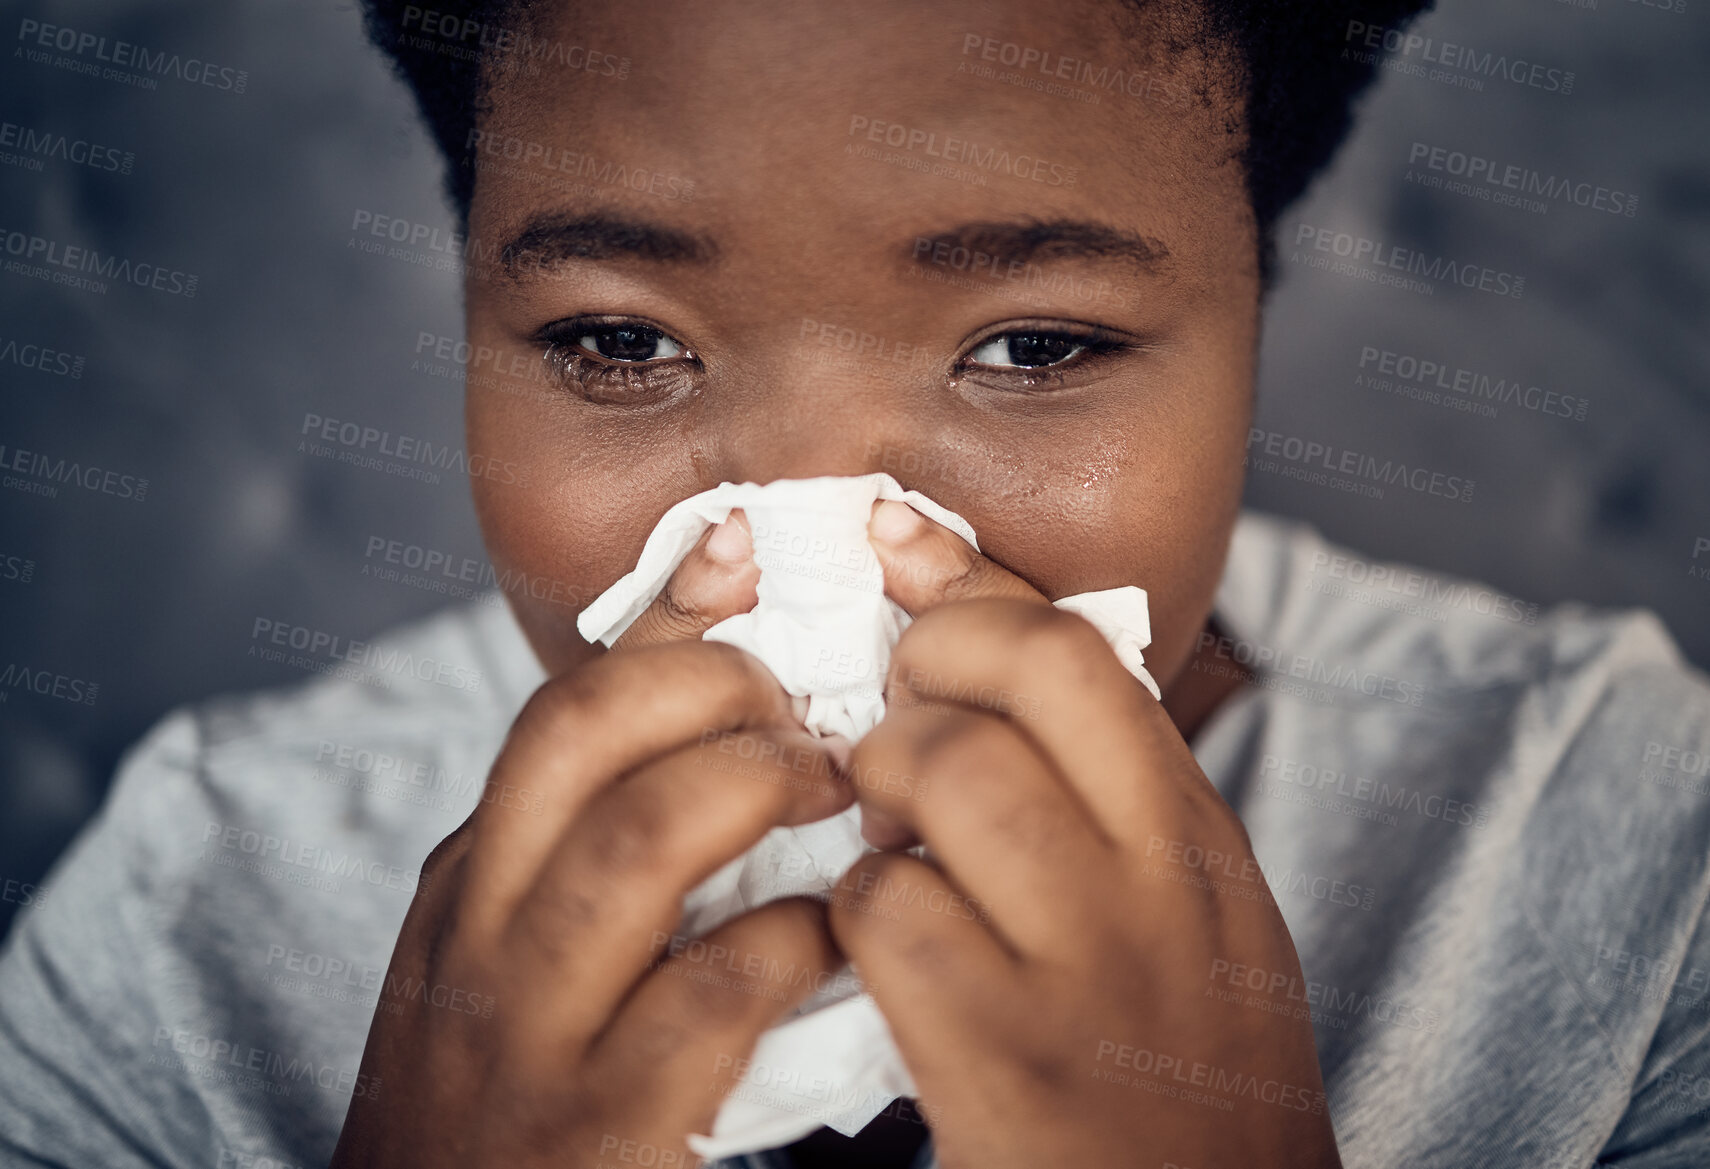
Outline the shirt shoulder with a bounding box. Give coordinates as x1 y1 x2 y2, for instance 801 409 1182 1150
0 598 544 1169
1218 509 1701 701
204 594 545 751
1210 512 1710 1166
1215 509 1710 894
1216 510 1710 816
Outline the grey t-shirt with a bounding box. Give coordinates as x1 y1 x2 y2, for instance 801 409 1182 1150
4 510 1710 1169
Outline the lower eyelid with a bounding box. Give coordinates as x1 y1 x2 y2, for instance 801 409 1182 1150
541 343 701 405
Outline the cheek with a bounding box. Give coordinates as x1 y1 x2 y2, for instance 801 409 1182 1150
937 395 1248 688
1108 435 1245 688
464 385 699 674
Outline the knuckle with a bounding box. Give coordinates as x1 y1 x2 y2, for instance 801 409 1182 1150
1015 607 1108 678
665 956 765 1031
657 638 774 711
904 710 995 790
433 936 495 1002
615 1011 697 1070
1005 1042 1078 1097
1171 764 1246 836
422 819 474 879
760 894 832 946
988 790 1078 861
704 644 794 726
587 797 675 879
514 671 600 743
829 852 914 933
511 884 603 966
927 551 987 603
697 636 763 681
830 858 957 969
893 595 959 649
893 595 1041 659
654 577 712 631
705 752 795 821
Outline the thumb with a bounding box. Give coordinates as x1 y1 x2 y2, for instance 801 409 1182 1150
867 500 1047 617
611 510 760 651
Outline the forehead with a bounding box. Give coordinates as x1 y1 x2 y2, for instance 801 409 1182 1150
469 0 1251 295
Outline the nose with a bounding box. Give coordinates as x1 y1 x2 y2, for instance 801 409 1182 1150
690 332 936 489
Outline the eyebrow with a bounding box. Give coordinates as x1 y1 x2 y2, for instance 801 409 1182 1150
905 218 1171 277
494 212 1171 282
499 212 720 280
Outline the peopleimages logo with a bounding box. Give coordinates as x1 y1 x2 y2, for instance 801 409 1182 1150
1406 142 1638 218
1292 223 1523 299
347 209 498 271
956 32 1192 108
201 820 422 895
0 441 149 502
1356 346 1589 423
0 335 85 379
1207 959 1440 1034
397 5 630 78
150 1025 376 1099
0 228 198 297
248 618 484 694
1246 427 1475 504
1258 754 1489 828
846 115 1078 186
1197 631 1428 707
0 662 99 706
1309 549 1539 626
464 130 696 202
1343 20 1575 95
16 19 249 93
0 120 134 175
298 412 524 487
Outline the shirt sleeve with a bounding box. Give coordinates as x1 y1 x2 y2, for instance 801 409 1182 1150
1591 651 1710 1169
0 709 214 1169
1592 886 1710 1168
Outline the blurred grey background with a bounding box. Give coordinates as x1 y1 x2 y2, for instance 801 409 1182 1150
1 0 1706 938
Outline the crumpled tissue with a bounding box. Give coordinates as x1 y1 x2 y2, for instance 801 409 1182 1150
576 473 1159 1160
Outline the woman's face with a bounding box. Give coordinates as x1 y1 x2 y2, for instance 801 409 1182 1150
461 0 1260 693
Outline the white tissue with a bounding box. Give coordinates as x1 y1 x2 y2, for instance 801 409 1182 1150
576 474 1159 1160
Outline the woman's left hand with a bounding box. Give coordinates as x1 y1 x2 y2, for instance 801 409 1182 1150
831 501 1341 1169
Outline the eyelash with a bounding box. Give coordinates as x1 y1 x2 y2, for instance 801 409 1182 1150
957 321 1132 390
534 315 1133 401
537 316 701 405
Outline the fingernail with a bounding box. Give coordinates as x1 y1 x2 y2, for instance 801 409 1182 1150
869 500 925 546
706 518 752 564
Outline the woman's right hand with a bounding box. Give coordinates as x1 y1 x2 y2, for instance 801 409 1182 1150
331 515 849 1168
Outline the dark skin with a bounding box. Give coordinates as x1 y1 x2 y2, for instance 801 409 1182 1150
333 0 1333 1166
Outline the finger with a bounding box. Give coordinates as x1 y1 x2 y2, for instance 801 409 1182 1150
867 499 1047 615
889 599 1211 844
612 510 759 652
849 699 1118 954
590 897 843 1142
504 726 851 1041
857 801 917 851
826 853 1015 1077
461 639 796 924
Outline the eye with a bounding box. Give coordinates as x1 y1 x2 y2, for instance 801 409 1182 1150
571 322 684 363
955 322 1133 389
535 316 700 405
966 331 1086 369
